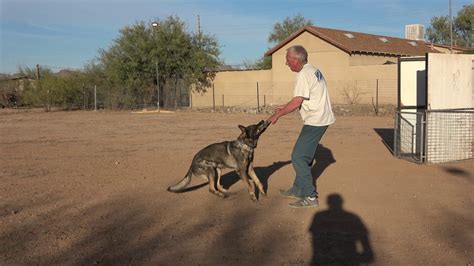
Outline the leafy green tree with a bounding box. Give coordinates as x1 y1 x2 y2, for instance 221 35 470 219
426 4 473 48
426 16 451 45
251 14 313 69
454 4 473 47
99 16 221 109
268 14 313 44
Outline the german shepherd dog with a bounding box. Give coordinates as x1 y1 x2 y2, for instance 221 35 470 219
167 120 271 201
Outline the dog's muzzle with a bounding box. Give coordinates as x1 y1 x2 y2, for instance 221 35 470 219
256 120 271 136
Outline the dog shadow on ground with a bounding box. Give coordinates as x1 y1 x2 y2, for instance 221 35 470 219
221 144 335 197
312 144 336 184
220 160 292 196
309 193 375 265
178 161 292 194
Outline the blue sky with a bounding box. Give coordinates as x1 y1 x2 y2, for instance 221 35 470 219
0 0 471 74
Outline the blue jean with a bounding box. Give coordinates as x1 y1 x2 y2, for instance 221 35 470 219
290 125 328 198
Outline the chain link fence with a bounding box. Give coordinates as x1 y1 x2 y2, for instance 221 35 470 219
193 79 398 114
2 77 396 112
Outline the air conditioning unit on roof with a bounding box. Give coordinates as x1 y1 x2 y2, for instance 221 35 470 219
405 24 425 41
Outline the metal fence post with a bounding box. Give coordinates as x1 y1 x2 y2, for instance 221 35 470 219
257 82 260 113
94 85 97 111
376 79 379 115
420 111 426 163
212 83 215 112
394 111 400 158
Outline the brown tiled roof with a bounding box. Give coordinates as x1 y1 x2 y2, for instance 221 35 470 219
265 26 440 57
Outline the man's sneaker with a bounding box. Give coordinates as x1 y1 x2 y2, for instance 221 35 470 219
289 197 318 208
279 189 303 199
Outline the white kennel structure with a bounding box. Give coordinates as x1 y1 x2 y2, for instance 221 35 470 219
395 53 474 164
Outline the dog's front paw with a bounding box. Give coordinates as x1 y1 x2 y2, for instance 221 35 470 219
210 189 227 198
250 194 258 202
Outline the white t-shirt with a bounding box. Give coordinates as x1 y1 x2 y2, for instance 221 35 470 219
293 63 336 126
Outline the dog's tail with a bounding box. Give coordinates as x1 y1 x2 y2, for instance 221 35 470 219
167 168 192 192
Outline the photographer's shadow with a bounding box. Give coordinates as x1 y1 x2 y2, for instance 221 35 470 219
309 194 375 265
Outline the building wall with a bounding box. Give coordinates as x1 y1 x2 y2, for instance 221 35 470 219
191 32 400 108
191 69 272 109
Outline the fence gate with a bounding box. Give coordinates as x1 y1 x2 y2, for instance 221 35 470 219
394 111 425 163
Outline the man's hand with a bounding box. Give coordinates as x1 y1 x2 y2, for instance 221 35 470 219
266 97 304 125
267 105 284 124
267 113 279 125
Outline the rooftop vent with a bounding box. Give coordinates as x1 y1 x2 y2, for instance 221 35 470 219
378 37 389 43
344 33 355 39
408 41 418 46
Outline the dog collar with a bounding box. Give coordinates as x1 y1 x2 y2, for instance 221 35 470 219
234 140 253 152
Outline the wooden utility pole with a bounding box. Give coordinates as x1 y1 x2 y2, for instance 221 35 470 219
197 15 201 35
35 64 40 80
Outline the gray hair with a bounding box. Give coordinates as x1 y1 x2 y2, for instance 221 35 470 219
287 45 308 63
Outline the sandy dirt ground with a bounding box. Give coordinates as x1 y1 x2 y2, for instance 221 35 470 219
0 110 472 265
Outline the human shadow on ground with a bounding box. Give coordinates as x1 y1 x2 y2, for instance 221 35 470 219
374 128 394 155
309 193 375 265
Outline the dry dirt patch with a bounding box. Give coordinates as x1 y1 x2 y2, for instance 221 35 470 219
1 111 472 265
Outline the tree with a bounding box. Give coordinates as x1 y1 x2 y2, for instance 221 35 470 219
426 4 473 48
251 14 313 69
98 16 221 109
454 4 473 47
268 14 313 44
425 16 451 45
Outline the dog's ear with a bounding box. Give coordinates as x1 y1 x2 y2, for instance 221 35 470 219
238 125 246 132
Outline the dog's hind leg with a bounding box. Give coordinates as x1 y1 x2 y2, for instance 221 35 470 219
207 167 226 198
216 168 229 194
248 163 266 196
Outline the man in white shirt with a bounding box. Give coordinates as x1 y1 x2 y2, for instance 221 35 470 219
267 45 335 208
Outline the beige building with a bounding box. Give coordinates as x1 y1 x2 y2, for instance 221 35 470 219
191 26 467 109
